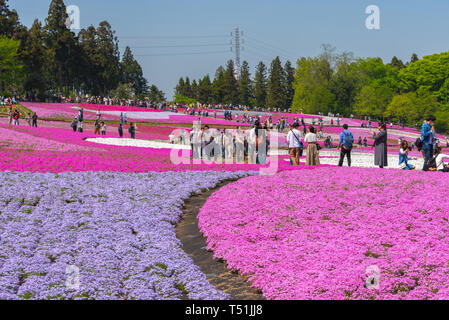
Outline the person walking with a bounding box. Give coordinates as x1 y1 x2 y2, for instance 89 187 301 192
13 109 19 125
371 123 388 168
101 122 106 135
71 117 78 132
32 112 38 127
305 126 320 166
287 122 303 165
421 115 436 171
94 119 101 135
26 113 31 127
338 124 354 167
128 122 136 139
118 123 123 137
7 108 12 124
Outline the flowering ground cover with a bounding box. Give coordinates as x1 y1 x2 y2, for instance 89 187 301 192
0 122 289 173
0 170 252 300
198 167 449 300
21 103 249 126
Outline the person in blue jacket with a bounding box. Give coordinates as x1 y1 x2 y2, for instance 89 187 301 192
338 124 354 167
421 115 436 171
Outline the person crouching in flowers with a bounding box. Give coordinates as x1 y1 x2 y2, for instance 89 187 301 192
399 140 417 170
305 126 320 166
428 146 449 172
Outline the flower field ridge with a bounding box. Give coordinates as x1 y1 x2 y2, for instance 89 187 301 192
198 167 449 300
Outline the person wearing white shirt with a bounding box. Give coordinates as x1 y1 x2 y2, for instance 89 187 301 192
287 123 303 165
304 126 320 166
429 146 449 172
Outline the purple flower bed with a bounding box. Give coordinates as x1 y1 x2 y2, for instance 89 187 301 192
0 171 250 300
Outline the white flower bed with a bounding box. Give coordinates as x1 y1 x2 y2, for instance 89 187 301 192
86 138 191 150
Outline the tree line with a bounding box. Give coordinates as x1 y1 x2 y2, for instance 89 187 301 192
175 57 295 110
293 44 449 132
176 44 449 133
0 0 165 101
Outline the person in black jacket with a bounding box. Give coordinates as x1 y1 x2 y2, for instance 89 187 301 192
118 123 123 138
32 112 38 127
128 122 136 139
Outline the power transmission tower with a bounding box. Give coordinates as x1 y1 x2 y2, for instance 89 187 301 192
230 26 244 79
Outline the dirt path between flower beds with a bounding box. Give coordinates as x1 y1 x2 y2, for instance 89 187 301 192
177 182 265 300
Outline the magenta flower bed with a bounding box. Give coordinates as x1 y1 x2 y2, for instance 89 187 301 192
0 123 294 173
198 167 449 300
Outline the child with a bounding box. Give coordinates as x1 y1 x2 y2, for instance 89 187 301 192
101 122 106 135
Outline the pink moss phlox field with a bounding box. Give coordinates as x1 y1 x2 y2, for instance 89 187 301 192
198 167 449 300
1 122 306 173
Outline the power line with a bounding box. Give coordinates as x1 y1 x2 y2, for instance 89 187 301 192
134 50 229 57
120 44 229 49
246 36 297 60
120 35 229 39
245 43 293 62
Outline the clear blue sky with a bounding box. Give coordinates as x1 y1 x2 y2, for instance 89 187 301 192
9 0 449 98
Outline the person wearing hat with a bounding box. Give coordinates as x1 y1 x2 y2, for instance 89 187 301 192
287 122 303 165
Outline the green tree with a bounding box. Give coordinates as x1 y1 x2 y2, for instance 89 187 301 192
252 61 267 108
147 84 165 102
111 82 134 100
120 46 148 95
197 75 212 104
45 0 75 94
78 25 100 94
0 0 19 37
354 84 393 119
222 60 239 105
175 77 186 96
212 66 225 104
292 57 334 114
0 36 22 93
184 76 193 98
267 56 286 110
239 60 252 107
96 21 120 96
283 60 295 109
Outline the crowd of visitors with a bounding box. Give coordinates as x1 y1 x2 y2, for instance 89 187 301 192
70 108 137 139
5 106 38 127
188 120 269 165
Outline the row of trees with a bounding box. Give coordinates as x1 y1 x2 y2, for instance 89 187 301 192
292 45 449 132
0 0 165 101
175 57 295 110
177 43 449 132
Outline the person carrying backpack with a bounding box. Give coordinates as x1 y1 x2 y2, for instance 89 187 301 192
338 124 354 167
287 122 303 165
